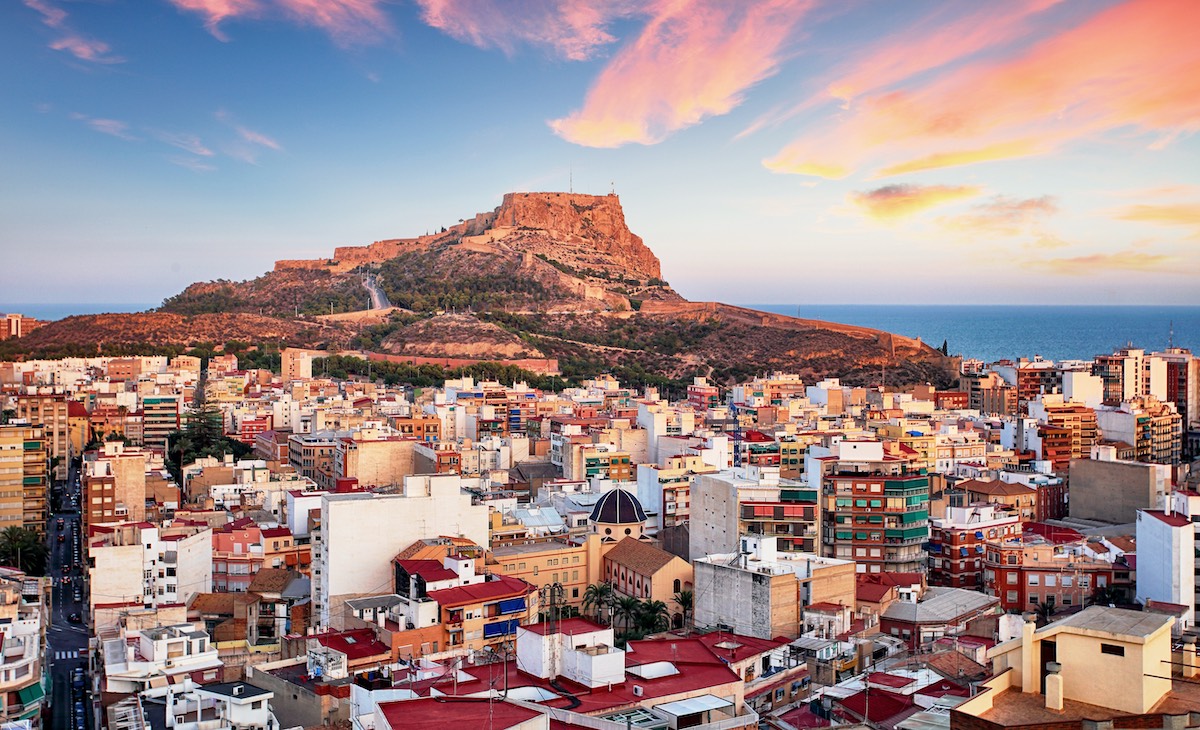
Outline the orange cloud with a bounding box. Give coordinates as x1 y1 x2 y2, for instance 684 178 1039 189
1024 248 1181 275
941 195 1057 236
167 0 389 44
1116 203 1200 237
825 0 1061 104
551 0 814 148
767 0 1200 178
415 0 634 61
850 184 981 222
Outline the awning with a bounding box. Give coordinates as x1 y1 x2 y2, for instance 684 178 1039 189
654 694 734 718
975 531 984 539
17 681 45 705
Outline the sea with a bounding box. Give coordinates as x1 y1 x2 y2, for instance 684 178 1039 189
747 304 1200 363
3 301 1198 364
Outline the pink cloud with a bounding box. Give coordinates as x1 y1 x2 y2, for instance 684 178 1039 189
1024 248 1184 275
26 0 123 63
766 0 1200 178
551 0 814 148
167 0 389 45
50 35 123 63
151 131 215 157
70 113 136 140
415 0 633 61
940 195 1058 236
24 0 67 28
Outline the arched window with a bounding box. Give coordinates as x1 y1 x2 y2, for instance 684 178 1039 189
673 579 681 593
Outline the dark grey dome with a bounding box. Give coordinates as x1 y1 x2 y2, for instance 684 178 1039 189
589 488 647 525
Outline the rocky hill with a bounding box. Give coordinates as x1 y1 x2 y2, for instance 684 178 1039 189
6 191 958 388
0 312 339 358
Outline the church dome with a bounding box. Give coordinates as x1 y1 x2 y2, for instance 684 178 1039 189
589 488 647 525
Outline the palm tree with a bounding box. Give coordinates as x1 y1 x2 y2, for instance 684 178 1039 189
613 596 642 636
673 589 694 632
582 582 614 623
0 527 48 576
1088 585 1117 607
637 600 671 634
1034 597 1057 626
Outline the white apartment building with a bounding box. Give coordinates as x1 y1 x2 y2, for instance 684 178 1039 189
313 474 489 628
87 521 212 615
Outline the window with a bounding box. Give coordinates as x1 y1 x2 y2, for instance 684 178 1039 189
1044 575 1055 587
1007 573 1017 585
1006 591 1018 603
1100 643 1125 657
1028 575 1039 586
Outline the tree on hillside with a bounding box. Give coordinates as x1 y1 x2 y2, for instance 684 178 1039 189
0 527 48 575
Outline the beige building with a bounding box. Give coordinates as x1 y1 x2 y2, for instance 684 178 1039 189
1068 448 1170 524
16 394 70 480
693 536 856 639
0 423 49 536
602 537 693 629
954 607 1200 727
83 441 148 531
332 429 416 487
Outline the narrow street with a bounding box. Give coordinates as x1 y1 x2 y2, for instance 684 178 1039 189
46 459 89 730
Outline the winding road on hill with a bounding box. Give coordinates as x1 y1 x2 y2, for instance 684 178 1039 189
362 274 391 310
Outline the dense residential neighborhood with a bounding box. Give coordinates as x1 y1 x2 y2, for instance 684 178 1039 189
0 343 1198 730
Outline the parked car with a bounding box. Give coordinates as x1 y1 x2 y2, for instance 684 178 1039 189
67 612 81 623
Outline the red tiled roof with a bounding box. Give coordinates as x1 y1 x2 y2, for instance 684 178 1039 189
426 575 532 608
378 698 541 729
260 527 292 538
693 632 788 662
521 618 606 636
314 628 389 660
68 400 88 418
1023 522 1084 544
395 559 458 583
866 672 915 688
1143 510 1192 528
836 687 914 723
805 602 846 613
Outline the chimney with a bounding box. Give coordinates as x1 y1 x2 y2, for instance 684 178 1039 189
1020 614 1038 693
1044 662 1063 711
1184 636 1199 679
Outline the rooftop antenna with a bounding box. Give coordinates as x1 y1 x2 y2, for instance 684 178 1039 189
1168 320 1174 349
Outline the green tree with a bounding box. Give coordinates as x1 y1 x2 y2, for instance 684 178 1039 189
1034 597 1057 626
167 370 250 484
582 583 614 623
613 595 642 636
940 339 949 355
673 589 694 632
0 527 49 575
636 599 671 634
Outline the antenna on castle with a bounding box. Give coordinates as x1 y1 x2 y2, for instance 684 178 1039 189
569 166 573 194
610 181 615 195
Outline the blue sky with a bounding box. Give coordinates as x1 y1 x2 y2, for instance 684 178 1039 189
3 0 1198 307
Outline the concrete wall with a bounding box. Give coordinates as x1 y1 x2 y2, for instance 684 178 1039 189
246 659 343 729
694 561 777 639
317 476 489 626
1068 458 1159 523
1136 511 1196 626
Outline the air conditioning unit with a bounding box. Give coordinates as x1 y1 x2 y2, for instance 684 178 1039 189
632 685 644 697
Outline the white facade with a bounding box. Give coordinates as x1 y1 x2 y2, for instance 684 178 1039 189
89 524 213 611
314 474 489 627
1062 371 1104 409
1135 509 1195 628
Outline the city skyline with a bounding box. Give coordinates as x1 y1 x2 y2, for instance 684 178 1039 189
4 0 1199 306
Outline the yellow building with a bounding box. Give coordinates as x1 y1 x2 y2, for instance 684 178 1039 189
16 394 70 480
955 606 1199 728
0 424 48 536
602 537 693 629
490 537 597 608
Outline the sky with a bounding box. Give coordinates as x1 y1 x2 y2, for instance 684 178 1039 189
2 0 1199 307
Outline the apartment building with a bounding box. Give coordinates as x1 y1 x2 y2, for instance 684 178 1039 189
928 504 1021 589
87 521 212 620
693 535 856 639
812 441 930 573
83 441 150 530
0 568 49 729
1095 395 1183 465
0 423 48 536
15 394 69 480
690 465 820 559
982 527 1115 612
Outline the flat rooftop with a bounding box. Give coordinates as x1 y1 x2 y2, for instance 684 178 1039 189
1043 606 1172 639
977 678 1200 726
